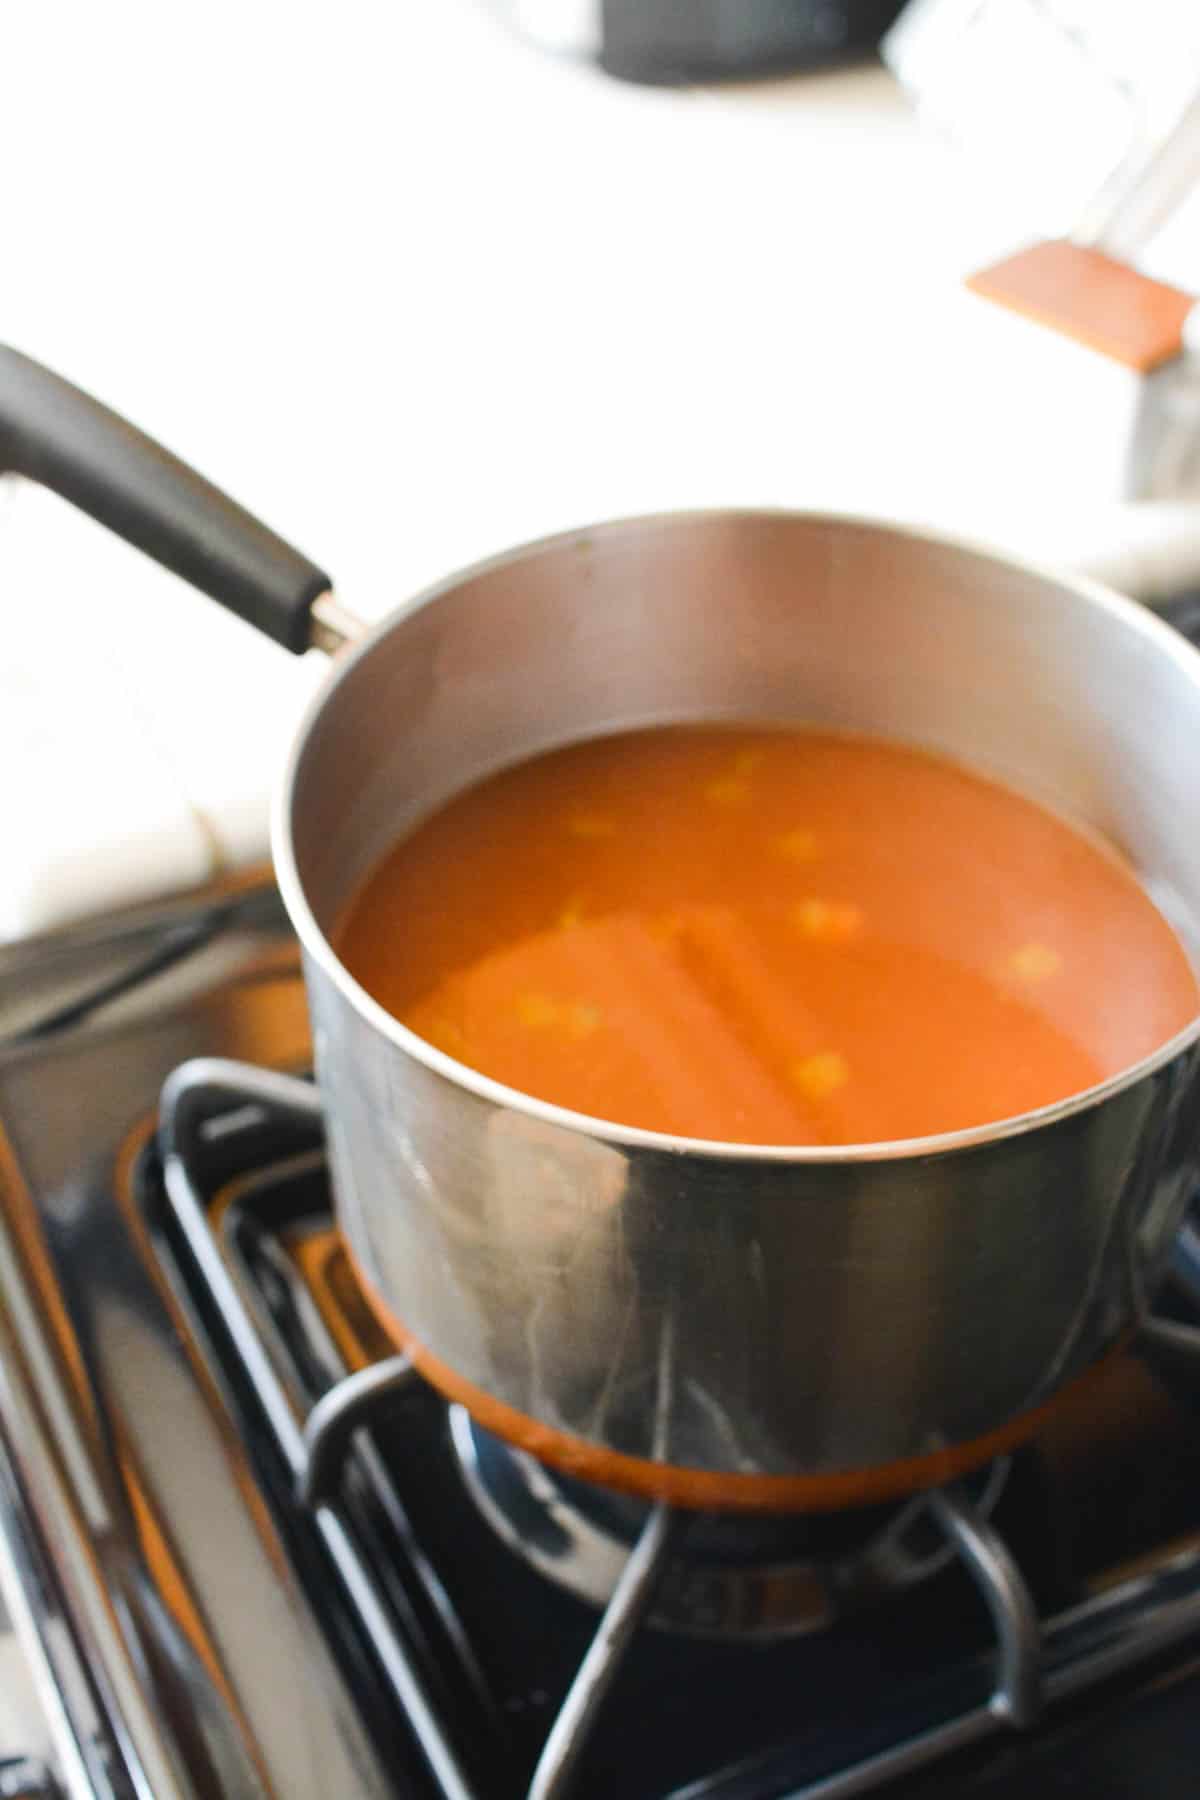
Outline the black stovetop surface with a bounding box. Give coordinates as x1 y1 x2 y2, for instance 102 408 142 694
896 1654 1200 1797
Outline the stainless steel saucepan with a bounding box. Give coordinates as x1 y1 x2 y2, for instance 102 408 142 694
4 344 1200 1512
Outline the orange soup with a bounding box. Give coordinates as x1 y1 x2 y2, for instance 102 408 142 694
334 728 1199 1145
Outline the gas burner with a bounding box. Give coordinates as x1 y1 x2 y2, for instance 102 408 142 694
448 1406 1011 1639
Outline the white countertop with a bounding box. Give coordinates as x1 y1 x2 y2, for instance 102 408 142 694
3 1 1200 939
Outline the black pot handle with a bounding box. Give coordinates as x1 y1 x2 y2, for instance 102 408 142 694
0 344 333 655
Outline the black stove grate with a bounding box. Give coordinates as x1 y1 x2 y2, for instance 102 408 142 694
140 1059 1200 1800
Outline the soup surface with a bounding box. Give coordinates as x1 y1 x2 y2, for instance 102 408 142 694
335 727 1199 1145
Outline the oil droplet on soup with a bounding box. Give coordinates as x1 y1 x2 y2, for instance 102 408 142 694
334 727 1199 1145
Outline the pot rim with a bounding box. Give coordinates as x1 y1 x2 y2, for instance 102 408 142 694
272 505 1200 1167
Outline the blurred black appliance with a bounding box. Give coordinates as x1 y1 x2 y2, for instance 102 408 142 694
600 0 908 82
492 0 910 85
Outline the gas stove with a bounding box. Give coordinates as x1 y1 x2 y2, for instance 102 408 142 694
4 869 1200 1800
